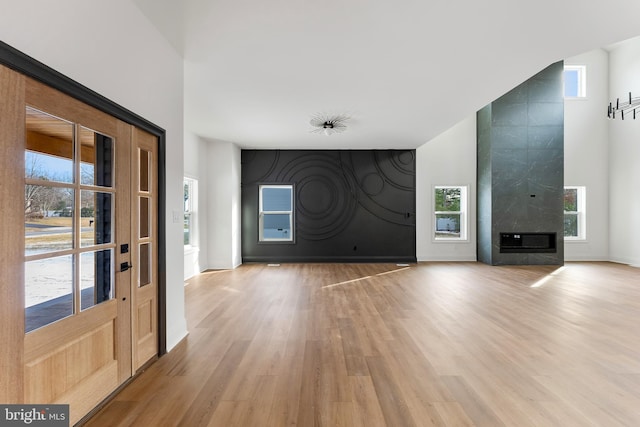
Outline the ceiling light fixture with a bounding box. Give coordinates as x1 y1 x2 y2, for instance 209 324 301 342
310 113 349 136
608 92 640 120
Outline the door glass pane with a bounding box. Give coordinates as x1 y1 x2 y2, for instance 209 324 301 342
139 149 149 192
25 187 74 255
22 106 123 332
79 127 113 187
80 250 113 311
80 191 113 247
140 197 149 238
25 107 74 184
139 243 151 287
25 255 74 333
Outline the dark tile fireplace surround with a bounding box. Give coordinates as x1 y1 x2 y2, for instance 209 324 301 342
477 62 564 265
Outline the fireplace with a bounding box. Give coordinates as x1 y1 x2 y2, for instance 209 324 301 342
500 233 557 253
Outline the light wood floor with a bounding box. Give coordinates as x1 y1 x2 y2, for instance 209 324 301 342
86 262 640 426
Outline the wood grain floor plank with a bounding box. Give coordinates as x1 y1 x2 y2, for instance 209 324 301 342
530 401 600 427
265 355 303 426
432 401 475 427
84 262 640 427
349 375 387 427
337 318 369 376
177 340 250 427
126 376 202 426
83 401 137 427
228 375 278 427
440 375 504 427
366 356 418 427
296 340 323 427
204 401 240 427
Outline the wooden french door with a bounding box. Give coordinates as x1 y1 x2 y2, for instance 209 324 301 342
0 64 158 424
20 75 133 425
131 128 159 371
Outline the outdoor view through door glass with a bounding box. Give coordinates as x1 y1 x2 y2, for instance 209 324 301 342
24 106 116 332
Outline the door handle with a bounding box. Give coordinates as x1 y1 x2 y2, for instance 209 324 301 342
120 262 133 272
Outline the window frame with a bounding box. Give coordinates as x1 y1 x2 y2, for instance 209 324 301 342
433 185 468 242
258 184 295 243
183 177 197 248
563 65 587 99
24 107 117 332
564 186 586 241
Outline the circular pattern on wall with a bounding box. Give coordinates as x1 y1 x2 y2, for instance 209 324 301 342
298 176 338 218
397 150 414 166
342 150 416 225
361 173 385 196
241 150 280 184
374 150 415 190
277 154 358 241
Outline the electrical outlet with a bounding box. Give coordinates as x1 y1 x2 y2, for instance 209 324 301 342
173 210 181 223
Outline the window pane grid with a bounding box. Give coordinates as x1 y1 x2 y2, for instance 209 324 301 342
183 178 197 246
24 106 115 332
434 186 467 241
259 185 294 242
563 186 585 239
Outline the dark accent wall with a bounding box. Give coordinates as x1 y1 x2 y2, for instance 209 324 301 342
477 62 564 265
241 150 416 263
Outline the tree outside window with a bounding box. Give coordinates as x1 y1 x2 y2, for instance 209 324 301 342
564 186 585 239
434 186 467 240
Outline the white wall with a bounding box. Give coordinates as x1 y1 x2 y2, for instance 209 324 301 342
417 116 477 261
183 132 210 279
564 49 610 261
206 140 242 270
0 0 188 350
608 36 640 266
417 51 618 264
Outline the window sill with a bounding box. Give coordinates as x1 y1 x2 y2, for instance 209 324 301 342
564 238 587 243
433 238 470 243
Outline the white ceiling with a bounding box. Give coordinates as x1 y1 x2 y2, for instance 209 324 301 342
134 0 640 149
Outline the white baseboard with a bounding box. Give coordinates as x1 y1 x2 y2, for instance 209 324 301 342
417 255 477 262
564 255 609 262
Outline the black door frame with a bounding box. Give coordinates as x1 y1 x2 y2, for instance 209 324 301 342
0 40 168 355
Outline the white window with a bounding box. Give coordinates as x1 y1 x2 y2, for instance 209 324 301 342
434 186 467 241
183 177 197 246
259 184 294 242
564 186 586 240
564 65 586 98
